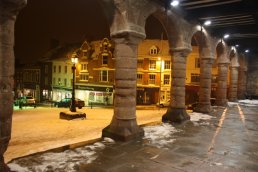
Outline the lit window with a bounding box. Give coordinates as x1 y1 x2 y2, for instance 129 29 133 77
100 70 108 82
163 74 170 85
137 60 143 68
65 66 67 73
53 78 56 85
64 78 67 86
149 74 156 85
45 65 48 73
81 63 88 71
164 61 171 70
212 75 217 83
149 60 156 70
58 78 61 85
80 73 89 81
44 76 48 85
191 73 200 83
137 73 143 84
102 54 108 65
149 46 158 55
195 58 200 68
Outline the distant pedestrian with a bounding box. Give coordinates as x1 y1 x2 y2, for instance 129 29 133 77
19 102 22 109
105 96 109 105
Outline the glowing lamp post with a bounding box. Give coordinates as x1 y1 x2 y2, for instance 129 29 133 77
70 54 78 112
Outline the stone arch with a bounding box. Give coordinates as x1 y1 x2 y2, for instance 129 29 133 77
238 53 248 99
188 25 215 113
215 40 230 106
148 7 193 123
229 47 239 67
228 47 240 101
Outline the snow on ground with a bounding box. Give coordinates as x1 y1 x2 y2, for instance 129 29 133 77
143 123 180 148
143 112 215 148
228 99 258 107
238 99 258 106
8 138 115 172
189 112 214 122
228 101 239 107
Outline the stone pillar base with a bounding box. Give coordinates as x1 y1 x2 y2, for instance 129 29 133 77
228 98 238 102
0 155 10 172
194 103 212 113
102 118 144 141
60 111 86 120
162 107 190 123
215 99 228 107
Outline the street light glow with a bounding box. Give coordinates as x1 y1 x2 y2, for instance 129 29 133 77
223 34 230 39
204 20 211 26
245 49 250 53
235 44 239 47
171 0 179 7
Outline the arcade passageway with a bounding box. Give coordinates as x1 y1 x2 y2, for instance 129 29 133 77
7 100 258 171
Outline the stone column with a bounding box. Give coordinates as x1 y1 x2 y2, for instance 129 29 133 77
195 58 214 113
102 34 144 141
162 49 191 123
0 0 26 170
216 63 229 106
238 67 247 99
228 66 239 101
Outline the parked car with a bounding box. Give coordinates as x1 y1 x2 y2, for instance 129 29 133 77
54 98 85 109
14 96 36 107
156 100 170 108
186 98 216 111
186 102 198 111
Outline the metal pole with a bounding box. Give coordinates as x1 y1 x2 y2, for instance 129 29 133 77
159 59 162 107
70 64 76 112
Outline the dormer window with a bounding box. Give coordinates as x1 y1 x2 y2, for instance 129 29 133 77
102 54 108 65
149 45 159 55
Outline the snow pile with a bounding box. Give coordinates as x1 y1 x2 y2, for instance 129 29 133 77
143 123 180 148
227 102 239 107
8 138 115 172
189 112 214 122
239 99 258 107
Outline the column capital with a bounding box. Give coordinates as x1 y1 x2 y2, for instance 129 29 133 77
170 47 192 56
230 65 240 69
0 0 27 20
218 62 230 66
111 31 145 45
201 57 215 64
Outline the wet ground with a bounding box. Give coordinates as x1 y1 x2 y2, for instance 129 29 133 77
7 100 258 172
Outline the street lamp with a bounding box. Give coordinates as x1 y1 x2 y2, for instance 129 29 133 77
70 53 78 112
158 57 162 107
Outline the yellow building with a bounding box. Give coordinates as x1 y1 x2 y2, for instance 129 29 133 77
51 38 220 106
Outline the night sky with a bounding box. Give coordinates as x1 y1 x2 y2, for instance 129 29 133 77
14 0 165 63
14 0 109 63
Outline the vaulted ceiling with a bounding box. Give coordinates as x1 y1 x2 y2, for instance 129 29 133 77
157 0 258 54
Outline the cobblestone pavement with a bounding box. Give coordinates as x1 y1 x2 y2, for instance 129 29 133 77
7 101 258 172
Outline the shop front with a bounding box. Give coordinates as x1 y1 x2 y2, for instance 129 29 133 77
75 84 113 106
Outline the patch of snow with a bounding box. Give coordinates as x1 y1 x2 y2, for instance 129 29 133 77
8 163 30 172
238 99 258 105
189 112 214 122
228 102 239 107
150 154 159 159
8 141 107 172
212 162 223 166
143 123 180 148
200 122 210 126
103 137 115 144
